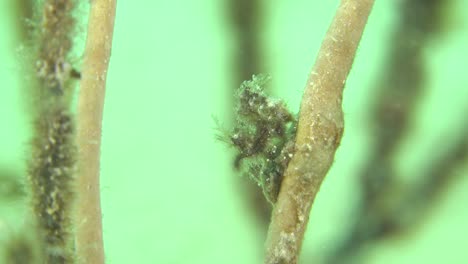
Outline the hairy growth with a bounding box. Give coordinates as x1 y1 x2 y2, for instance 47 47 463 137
220 75 297 204
28 110 76 263
26 0 79 263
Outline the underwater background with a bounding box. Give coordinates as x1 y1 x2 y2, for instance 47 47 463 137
1 1 467 263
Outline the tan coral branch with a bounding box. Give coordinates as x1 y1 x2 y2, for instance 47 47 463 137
264 1 375 263
75 0 116 263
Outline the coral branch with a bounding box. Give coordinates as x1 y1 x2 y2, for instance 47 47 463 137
29 110 76 264
264 1 374 263
75 0 116 263
227 0 272 235
27 0 78 262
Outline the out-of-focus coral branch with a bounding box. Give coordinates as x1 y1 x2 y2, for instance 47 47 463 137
12 0 34 41
327 1 461 263
0 170 24 202
2 230 41 264
227 0 264 84
226 0 272 235
329 123 467 264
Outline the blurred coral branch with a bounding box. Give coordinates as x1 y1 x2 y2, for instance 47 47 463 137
326 1 466 263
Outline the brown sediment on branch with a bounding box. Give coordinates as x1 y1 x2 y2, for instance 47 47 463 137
28 110 76 264
75 0 116 263
27 0 78 263
35 0 77 98
264 1 375 263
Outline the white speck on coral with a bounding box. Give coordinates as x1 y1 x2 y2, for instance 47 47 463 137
273 232 296 262
267 100 278 108
298 214 305 222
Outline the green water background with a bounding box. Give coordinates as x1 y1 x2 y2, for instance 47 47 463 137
1 1 467 263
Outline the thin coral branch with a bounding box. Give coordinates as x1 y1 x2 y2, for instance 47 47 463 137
227 0 264 83
265 1 374 263
75 0 116 263
27 0 79 263
227 0 272 234
29 110 76 264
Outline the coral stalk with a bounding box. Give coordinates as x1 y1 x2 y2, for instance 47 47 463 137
264 1 374 263
27 0 78 263
75 0 116 263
